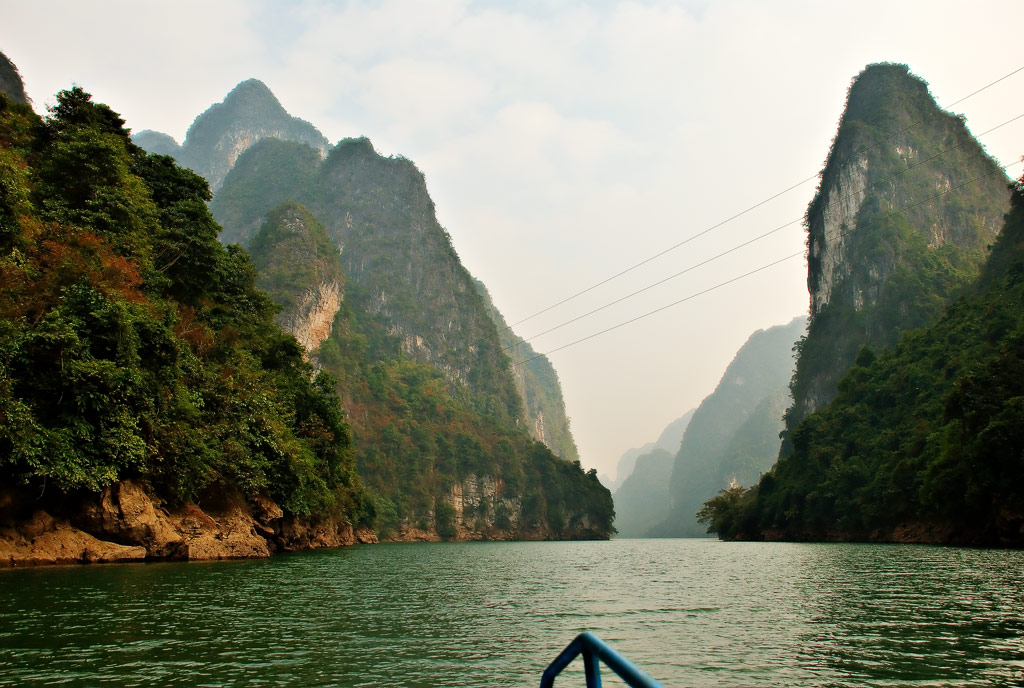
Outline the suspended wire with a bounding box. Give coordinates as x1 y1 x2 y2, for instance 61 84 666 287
505 111 1024 351
510 156 1024 368
501 64 1024 333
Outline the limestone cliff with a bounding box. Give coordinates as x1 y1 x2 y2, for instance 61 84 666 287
134 79 329 192
248 202 344 354
0 481 377 568
0 51 29 105
417 474 606 541
474 279 580 461
787 63 1011 429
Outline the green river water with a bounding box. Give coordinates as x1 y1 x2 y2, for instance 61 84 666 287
1 539 1022 687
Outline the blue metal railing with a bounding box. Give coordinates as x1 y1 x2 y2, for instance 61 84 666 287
540 632 664 688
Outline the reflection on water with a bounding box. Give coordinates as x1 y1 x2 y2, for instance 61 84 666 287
0 540 1022 686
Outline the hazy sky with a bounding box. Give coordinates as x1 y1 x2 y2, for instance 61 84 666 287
4 0 1023 482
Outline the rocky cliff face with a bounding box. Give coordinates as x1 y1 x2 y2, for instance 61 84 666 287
788 63 1011 428
474 279 580 461
284 281 343 352
134 79 330 192
248 202 345 354
0 481 377 568
0 51 29 105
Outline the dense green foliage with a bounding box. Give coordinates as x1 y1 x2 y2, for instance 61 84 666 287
0 89 361 518
788 63 1009 433
703 176 1024 545
246 201 613 538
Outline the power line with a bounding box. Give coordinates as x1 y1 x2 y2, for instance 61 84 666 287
511 156 1024 368
502 64 1024 333
505 111 1024 351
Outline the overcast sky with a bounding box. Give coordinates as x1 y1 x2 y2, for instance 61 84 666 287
4 0 1023 482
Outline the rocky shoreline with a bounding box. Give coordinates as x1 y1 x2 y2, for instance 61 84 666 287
0 481 611 568
0 481 378 568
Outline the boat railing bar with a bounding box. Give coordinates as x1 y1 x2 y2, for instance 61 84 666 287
540 632 664 688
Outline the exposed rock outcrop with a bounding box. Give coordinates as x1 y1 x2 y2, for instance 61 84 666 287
283 280 343 352
0 511 147 567
0 481 371 568
248 202 346 355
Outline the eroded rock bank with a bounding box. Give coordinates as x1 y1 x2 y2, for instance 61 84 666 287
0 481 377 568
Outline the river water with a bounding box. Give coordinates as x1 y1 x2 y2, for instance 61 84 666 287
1 539 1022 687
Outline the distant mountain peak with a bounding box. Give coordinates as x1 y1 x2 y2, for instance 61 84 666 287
787 62 1011 427
135 78 331 192
204 78 288 122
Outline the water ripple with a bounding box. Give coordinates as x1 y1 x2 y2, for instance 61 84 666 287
1 540 1023 686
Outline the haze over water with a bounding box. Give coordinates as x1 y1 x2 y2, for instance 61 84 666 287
1 539 1022 687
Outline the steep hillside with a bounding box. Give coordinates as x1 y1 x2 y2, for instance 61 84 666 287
134 79 329 192
247 203 613 541
475 279 579 462
0 51 28 105
786 63 1010 433
249 202 345 352
651 317 805 537
134 79 607 540
702 174 1024 546
212 135 523 428
0 87 368 565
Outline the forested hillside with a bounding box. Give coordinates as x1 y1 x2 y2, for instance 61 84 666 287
137 81 612 541
0 87 367 563
142 82 582 465
245 200 612 540
701 174 1024 546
